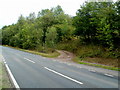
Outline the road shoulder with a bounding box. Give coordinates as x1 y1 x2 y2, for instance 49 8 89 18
0 61 12 89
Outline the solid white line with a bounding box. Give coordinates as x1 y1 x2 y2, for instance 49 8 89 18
2 56 20 88
44 67 83 85
5 64 20 88
24 58 35 63
104 74 114 77
4 61 6 64
2 56 5 62
3 59 5 62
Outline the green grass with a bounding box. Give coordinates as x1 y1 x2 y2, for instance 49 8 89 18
0 62 12 89
72 57 120 71
4 45 60 58
3 45 119 71
56 40 119 71
21 49 60 58
0 62 2 90
56 40 120 59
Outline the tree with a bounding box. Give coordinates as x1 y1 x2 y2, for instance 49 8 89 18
54 24 75 42
27 12 36 24
96 2 119 49
45 26 57 48
73 2 99 43
73 1 120 49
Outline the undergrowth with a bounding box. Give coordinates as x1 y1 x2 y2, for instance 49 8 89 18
56 39 120 59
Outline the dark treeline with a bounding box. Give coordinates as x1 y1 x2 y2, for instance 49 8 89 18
1 5 74 49
1 1 120 58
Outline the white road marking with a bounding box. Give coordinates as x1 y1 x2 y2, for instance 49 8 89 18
24 58 35 63
64 62 67 64
44 67 83 85
67 63 71 66
59 62 63 63
4 61 6 64
43 57 46 59
76 66 82 68
2 56 20 88
104 74 114 77
2 56 5 62
53 60 56 61
5 64 20 88
89 69 96 72
3 59 5 62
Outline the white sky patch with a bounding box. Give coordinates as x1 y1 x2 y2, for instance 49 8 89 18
0 0 86 28
0 0 117 28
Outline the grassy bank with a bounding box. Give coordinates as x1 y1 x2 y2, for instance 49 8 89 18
0 62 12 89
56 40 119 71
72 57 119 71
56 40 120 58
0 62 2 90
2 45 119 71
21 49 60 58
4 45 60 58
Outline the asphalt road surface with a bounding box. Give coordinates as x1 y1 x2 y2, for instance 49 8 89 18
0 46 119 88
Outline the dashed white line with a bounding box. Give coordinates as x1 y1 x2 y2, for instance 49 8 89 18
53 60 56 61
43 57 46 59
44 67 83 85
104 74 114 77
76 66 82 68
89 69 96 72
64 62 67 64
58 61 62 63
67 63 71 66
24 58 35 63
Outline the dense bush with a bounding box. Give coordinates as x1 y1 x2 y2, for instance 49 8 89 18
1 1 120 58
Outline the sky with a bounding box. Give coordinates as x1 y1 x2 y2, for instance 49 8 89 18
0 0 87 29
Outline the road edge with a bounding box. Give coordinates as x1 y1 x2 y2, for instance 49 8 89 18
2 56 20 89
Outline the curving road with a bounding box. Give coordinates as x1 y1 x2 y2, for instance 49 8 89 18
0 46 119 88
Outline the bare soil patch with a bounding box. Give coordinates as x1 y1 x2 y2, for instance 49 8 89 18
53 50 119 68
53 50 75 62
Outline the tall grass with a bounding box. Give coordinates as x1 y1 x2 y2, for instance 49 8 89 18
56 39 120 59
55 39 119 68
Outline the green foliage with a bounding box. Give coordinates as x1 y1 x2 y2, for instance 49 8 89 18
73 1 120 55
1 5 73 51
72 57 119 71
45 26 57 48
1 2 120 59
54 24 75 41
73 2 99 42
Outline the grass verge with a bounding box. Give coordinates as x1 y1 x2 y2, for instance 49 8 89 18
72 57 120 71
21 49 60 58
0 62 12 89
3 45 60 58
3 45 119 71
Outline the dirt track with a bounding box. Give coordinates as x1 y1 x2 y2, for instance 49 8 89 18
54 50 75 62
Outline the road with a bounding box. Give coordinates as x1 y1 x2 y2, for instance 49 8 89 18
0 46 119 88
